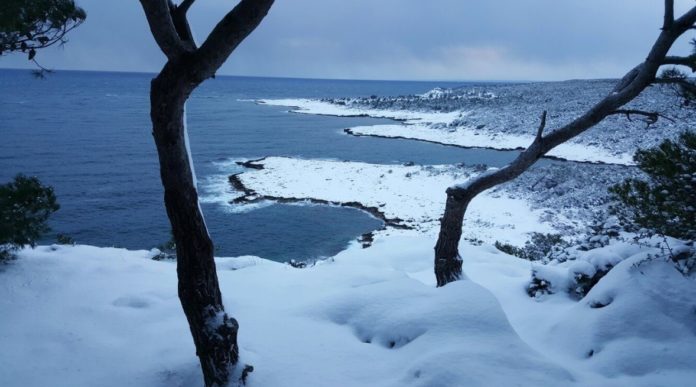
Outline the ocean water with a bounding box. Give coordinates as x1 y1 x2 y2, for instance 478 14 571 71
0 69 522 262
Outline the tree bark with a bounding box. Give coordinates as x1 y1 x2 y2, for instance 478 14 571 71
434 192 468 287
433 4 696 287
150 63 239 387
139 1 274 385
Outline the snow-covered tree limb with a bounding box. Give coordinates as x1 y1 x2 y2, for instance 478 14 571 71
434 3 696 287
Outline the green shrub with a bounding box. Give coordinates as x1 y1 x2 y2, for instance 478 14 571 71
609 131 696 240
0 174 59 261
56 233 74 245
495 232 568 261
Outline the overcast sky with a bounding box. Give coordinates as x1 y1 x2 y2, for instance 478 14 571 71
2 0 695 81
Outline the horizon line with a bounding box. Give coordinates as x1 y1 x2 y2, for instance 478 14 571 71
0 66 621 84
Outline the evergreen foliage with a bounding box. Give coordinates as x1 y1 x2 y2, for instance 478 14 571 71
610 132 696 240
0 0 85 75
494 232 568 261
0 174 59 261
660 39 696 106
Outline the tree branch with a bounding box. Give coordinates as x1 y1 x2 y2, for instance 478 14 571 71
655 77 696 94
664 0 675 30
535 111 547 140
139 0 189 60
672 5 696 34
191 0 275 81
610 109 675 125
662 55 696 72
178 0 195 13
169 0 196 49
447 5 696 202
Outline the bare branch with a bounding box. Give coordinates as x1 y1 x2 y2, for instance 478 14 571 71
662 55 696 72
192 0 275 81
535 111 547 140
610 109 675 125
178 0 195 13
664 0 675 30
672 5 696 34
169 0 196 49
139 0 188 60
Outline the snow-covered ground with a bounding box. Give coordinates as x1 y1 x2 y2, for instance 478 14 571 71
3 234 694 387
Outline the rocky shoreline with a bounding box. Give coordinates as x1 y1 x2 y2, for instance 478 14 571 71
343 127 630 165
228 158 411 230
226 155 644 243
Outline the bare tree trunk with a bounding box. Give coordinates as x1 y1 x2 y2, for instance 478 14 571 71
434 192 468 287
434 2 696 286
139 1 275 385
150 65 239 386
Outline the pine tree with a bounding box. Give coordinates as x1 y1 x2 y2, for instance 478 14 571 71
610 132 696 240
0 174 59 261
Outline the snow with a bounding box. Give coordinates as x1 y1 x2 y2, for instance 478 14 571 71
183 105 197 187
547 253 696 382
3 233 694 386
0 242 570 387
348 124 635 165
184 104 210 237
259 99 634 165
258 98 463 125
231 156 558 245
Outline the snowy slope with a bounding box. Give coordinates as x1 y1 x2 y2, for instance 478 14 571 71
3 235 693 387
1 242 574 387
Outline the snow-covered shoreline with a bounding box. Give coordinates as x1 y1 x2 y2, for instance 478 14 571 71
229 156 559 245
258 98 635 165
345 125 634 165
258 98 463 125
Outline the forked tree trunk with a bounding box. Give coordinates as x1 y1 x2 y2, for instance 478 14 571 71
433 2 696 287
150 64 239 386
139 1 274 385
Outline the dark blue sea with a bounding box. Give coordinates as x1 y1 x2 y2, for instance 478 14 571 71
0 69 521 262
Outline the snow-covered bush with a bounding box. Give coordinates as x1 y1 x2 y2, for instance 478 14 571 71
495 232 569 262
526 235 695 300
567 257 619 299
153 232 176 261
578 216 622 251
0 175 59 262
609 131 696 241
527 266 557 297
527 254 619 300
667 241 696 275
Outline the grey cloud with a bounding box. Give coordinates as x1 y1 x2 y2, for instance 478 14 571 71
2 0 694 81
